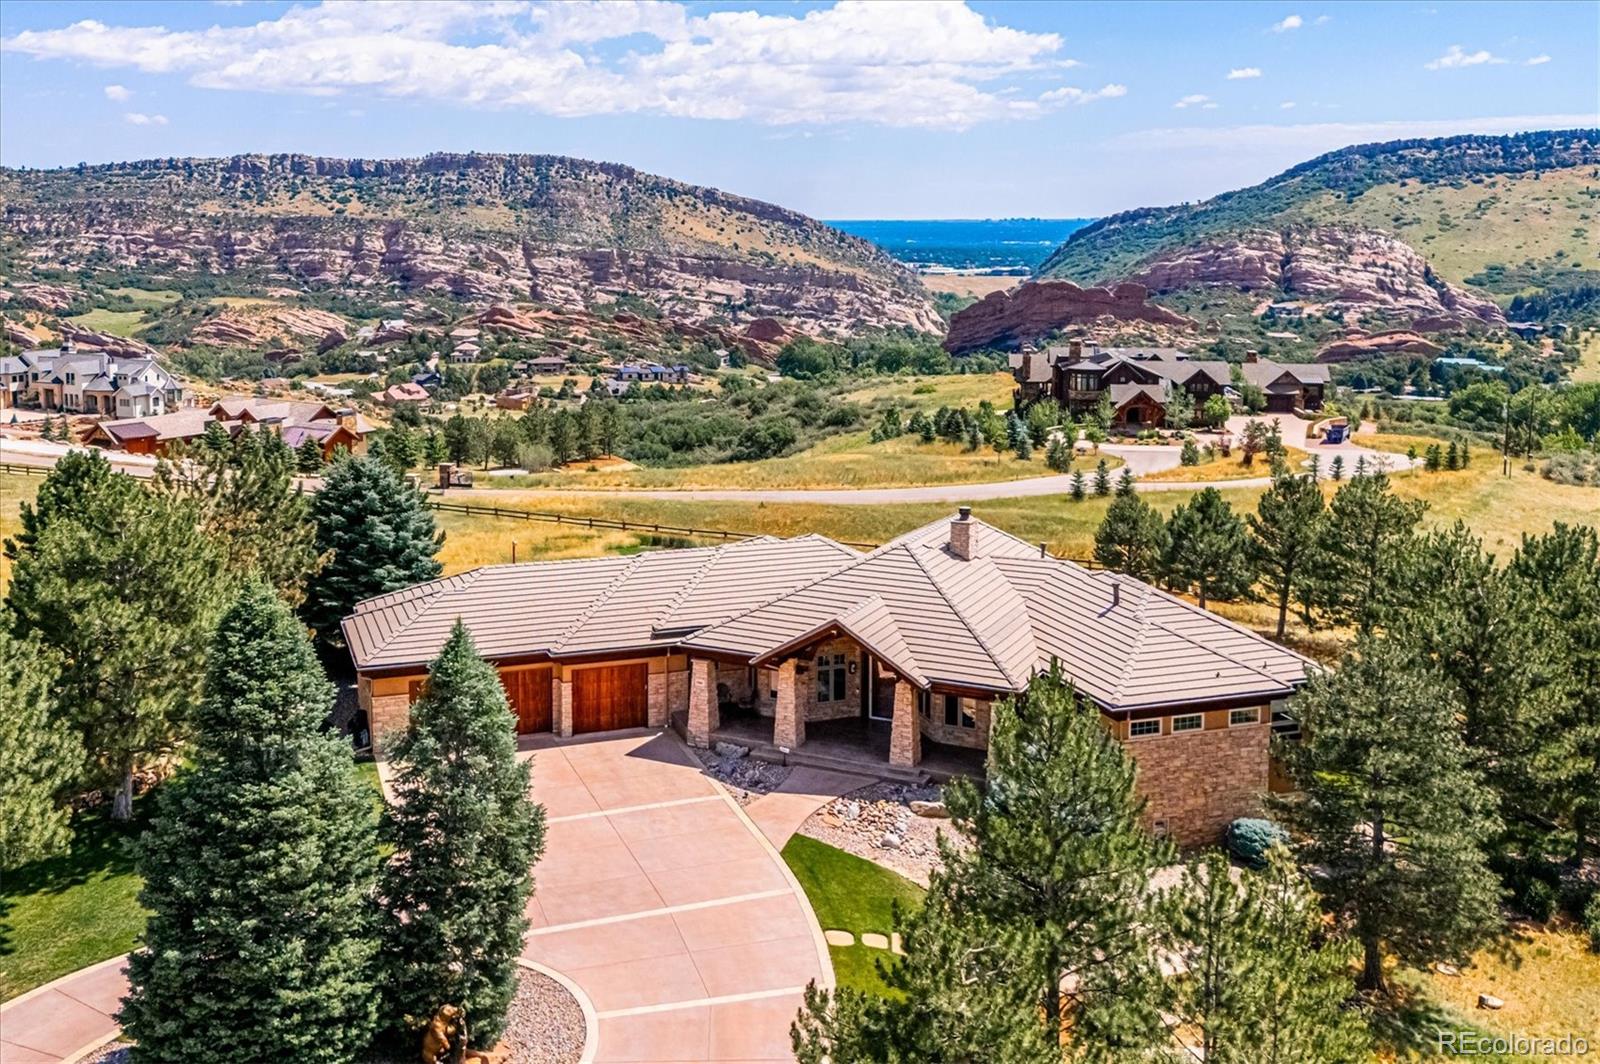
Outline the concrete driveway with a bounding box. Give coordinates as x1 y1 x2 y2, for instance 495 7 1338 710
521 730 832 1063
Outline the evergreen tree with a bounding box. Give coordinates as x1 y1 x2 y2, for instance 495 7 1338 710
1045 436 1072 473
422 429 448 467
1508 523 1600 867
119 585 380 1062
1093 458 1112 496
1248 472 1327 640
1161 849 1368 1063
1180 437 1201 466
1004 411 1024 453
200 418 232 453
1329 455 1345 481
1094 493 1169 581
1273 636 1502 993
600 403 624 456
964 421 981 452
1014 432 1032 461
154 431 324 605
443 413 473 464
301 456 443 644
3 448 114 561
1024 402 1054 447
1309 473 1425 634
379 623 543 1045
295 435 326 473
0 629 80 870
1445 440 1461 470
548 410 577 466
490 419 521 467
1070 468 1087 501
1165 387 1195 431
1424 443 1443 472
6 470 226 819
1162 487 1254 608
1307 454 1320 482
1115 466 1136 497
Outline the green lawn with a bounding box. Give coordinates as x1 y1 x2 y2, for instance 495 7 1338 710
781 834 925 996
0 759 389 1002
64 308 148 338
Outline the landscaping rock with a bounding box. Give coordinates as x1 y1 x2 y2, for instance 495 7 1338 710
693 746 789 804
798 781 965 886
860 933 890 950
503 967 586 1063
712 742 749 760
824 930 856 946
890 932 904 955
1477 993 1504 1010
909 800 949 818
1435 962 1460 977
879 832 902 850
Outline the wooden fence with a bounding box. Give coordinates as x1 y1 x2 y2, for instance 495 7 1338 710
425 499 881 550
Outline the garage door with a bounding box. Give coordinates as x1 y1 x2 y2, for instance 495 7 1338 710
572 663 649 734
501 666 553 734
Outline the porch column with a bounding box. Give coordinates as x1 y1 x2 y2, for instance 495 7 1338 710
687 657 718 747
553 670 573 739
773 658 805 750
889 680 921 769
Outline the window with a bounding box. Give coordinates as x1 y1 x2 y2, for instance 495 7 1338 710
1129 719 1161 738
815 653 847 703
1172 714 1204 733
943 694 975 729
1230 708 1260 727
918 690 931 718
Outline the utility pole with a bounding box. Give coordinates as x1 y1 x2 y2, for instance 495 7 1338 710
1501 396 1511 477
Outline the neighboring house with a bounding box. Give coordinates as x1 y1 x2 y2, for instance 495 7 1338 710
84 396 373 459
450 342 482 364
0 353 34 409
1014 342 1328 428
517 355 569 375
412 369 444 389
614 363 690 384
12 342 185 416
377 382 432 405
495 389 537 411
346 511 1312 845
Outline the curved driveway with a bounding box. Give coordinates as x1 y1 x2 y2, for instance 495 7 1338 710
521 730 831 1063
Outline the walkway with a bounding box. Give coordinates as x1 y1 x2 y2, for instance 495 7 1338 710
521 729 832 1063
744 767 873 849
0 957 127 1064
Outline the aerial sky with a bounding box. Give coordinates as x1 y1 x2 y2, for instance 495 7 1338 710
1 0 1594 219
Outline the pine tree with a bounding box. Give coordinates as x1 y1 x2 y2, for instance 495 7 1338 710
1445 440 1461 470
1045 436 1072 472
600 402 624 456
200 418 232 453
1165 387 1195 431
1162 487 1254 608
1070 468 1086 501
379 623 543 1046
1014 432 1032 460
548 409 577 466
1307 453 1320 482
301 456 443 644
1329 455 1345 481
1093 458 1112 496
1248 472 1327 640
295 435 326 473
3 448 114 561
1162 849 1369 1062
6 470 226 819
1273 636 1501 993
1094 493 1169 581
1180 437 1201 466
1309 473 1425 634
1424 443 1442 472
1115 466 1136 497
119 585 380 1062
0 629 81 870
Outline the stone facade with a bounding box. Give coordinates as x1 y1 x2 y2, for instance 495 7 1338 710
359 674 413 758
687 657 717 747
773 659 804 749
1122 709 1270 847
554 673 574 738
804 636 862 723
889 680 921 768
667 667 689 717
647 671 668 727
919 695 993 750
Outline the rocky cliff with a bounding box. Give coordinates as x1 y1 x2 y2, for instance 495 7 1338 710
943 281 1191 354
0 153 941 342
1124 226 1505 331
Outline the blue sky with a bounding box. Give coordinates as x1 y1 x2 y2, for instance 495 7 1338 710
1 1 1594 218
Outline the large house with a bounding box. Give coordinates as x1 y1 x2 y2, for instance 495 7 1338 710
84 396 372 458
2 342 185 416
1014 342 1329 429
345 511 1313 845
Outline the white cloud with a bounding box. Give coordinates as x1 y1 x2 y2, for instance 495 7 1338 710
1280 101 1296 109
123 111 168 125
102 83 130 100
1271 14 1303 32
1227 67 1262 80
1174 94 1213 109
0 0 1107 130
1525 54 1551 66
1425 45 1508 70
1314 15 1332 25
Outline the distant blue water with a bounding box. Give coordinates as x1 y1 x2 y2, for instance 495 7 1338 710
828 218 1094 272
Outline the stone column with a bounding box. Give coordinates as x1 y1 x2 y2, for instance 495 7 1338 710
687 657 718 747
773 658 805 750
889 679 921 769
647 670 667 728
553 671 574 739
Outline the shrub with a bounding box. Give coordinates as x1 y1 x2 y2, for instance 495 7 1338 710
1585 892 1600 951
1541 450 1600 487
1226 818 1289 868
1522 878 1558 923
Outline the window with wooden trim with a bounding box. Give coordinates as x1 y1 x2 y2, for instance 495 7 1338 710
815 653 847 703
1172 713 1204 733
943 694 975 729
1229 707 1260 727
1129 719 1161 738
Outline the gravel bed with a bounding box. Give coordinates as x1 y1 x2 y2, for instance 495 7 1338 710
502 966 586 1064
694 743 791 804
81 1043 129 1064
799 781 965 886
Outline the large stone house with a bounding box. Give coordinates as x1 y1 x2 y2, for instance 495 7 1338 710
345 511 1312 845
1014 342 1329 428
5 342 185 416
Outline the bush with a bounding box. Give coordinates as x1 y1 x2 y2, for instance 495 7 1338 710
1585 892 1600 951
1541 450 1600 487
516 442 554 472
1522 877 1558 923
1225 818 1289 868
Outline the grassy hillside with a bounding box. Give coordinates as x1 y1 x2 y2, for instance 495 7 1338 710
1039 130 1600 295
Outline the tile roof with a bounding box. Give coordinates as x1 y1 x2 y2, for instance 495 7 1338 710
343 514 1312 710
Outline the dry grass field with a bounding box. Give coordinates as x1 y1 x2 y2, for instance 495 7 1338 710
839 371 1015 408
1143 445 1311 483
1422 924 1600 1046
916 274 1019 298
1574 330 1600 385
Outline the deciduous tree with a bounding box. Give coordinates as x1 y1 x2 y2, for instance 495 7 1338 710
119 584 380 1062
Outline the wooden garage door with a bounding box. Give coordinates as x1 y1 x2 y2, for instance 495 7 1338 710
500 666 553 734
572 663 649 734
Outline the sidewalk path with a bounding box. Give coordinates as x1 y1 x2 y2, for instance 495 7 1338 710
745 768 874 850
0 957 127 1064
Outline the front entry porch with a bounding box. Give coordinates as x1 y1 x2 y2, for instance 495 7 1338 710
706 714 986 783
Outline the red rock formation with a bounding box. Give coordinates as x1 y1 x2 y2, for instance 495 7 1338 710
56 323 159 359
188 306 351 348
943 281 1191 354
1315 330 1445 363
742 318 788 343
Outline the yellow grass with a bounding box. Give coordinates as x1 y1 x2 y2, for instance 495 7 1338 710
0 471 40 588
64 309 146 338
1144 446 1310 483
1423 924 1600 1045
1574 329 1600 385
206 296 285 309
840 371 1015 408
918 274 1019 298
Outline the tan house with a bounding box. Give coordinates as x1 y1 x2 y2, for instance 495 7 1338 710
344 511 1313 845
84 396 373 459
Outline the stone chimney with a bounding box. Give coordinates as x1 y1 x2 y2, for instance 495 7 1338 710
334 407 358 430
1244 350 1259 364
950 506 974 561
1068 339 1083 360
